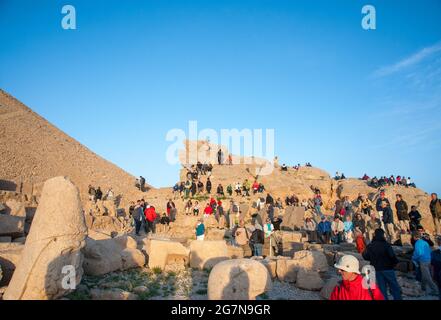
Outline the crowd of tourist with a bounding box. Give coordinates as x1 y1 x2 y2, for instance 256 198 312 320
123 161 441 301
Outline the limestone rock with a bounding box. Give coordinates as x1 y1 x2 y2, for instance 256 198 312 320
0 243 24 286
146 239 190 270
208 259 272 300
83 235 145 276
260 258 277 279
0 215 25 238
227 245 244 259
190 240 229 270
5 199 26 218
295 269 324 291
3 177 88 300
276 258 298 282
292 250 329 272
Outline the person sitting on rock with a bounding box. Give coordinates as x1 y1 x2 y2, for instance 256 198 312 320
331 255 384 300
226 184 233 197
366 212 382 241
343 215 354 243
193 201 200 216
331 216 345 244
167 199 175 215
195 219 206 241
304 217 317 243
185 200 193 216
217 184 225 197
252 180 260 194
258 183 265 193
360 195 373 216
242 179 251 197
317 216 332 244
353 213 366 236
281 164 288 171
159 213 171 233
234 182 242 196
204 203 213 217
334 172 341 180
361 173 370 181
409 205 422 232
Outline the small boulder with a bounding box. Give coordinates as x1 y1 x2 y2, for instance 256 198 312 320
208 259 272 300
295 269 324 291
190 240 229 270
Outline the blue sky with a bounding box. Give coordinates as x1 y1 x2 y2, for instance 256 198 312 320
1 0 441 192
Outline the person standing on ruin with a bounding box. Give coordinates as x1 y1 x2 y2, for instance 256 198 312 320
88 185 96 202
166 199 175 215
412 232 439 296
395 194 410 234
195 219 205 240
132 200 144 236
362 229 402 300
376 191 390 213
217 148 224 165
430 193 441 235
95 187 103 201
206 177 212 194
381 201 397 243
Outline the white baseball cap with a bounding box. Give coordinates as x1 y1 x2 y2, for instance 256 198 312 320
334 255 360 274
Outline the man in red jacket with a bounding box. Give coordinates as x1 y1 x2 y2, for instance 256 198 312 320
144 205 158 234
330 255 384 300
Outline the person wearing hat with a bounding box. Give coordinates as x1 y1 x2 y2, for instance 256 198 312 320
431 235 441 300
330 255 384 300
362 229 402 300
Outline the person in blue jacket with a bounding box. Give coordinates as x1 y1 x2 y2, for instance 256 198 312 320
195 219 206 241
317 216 332 244
412 232 439 296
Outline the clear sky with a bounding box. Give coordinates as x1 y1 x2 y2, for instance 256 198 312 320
1 0 440 192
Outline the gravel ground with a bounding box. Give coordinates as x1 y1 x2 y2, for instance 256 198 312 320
66 265 439 301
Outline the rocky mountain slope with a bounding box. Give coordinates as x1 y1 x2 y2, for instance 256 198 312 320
0 89 149 205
